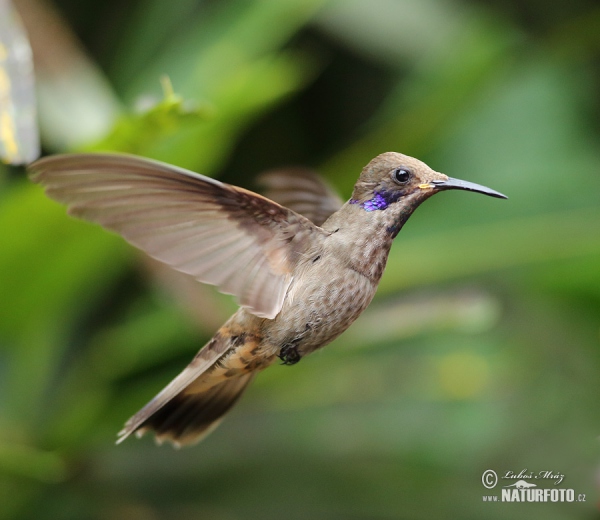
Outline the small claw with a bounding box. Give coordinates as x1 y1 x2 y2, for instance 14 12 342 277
279 345 302 365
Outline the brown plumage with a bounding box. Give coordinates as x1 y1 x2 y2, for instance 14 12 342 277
29 151 506 447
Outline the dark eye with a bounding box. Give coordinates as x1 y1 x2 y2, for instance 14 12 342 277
392 167 411 184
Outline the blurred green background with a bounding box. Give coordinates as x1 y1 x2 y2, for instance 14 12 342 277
1 0 600 518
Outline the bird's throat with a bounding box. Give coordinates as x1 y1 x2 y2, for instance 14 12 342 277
322 201 412 283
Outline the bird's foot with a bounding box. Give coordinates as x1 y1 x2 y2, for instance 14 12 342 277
279 344 301 365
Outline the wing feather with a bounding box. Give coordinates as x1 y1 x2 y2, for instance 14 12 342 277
259 167 343 226
29 153 324 319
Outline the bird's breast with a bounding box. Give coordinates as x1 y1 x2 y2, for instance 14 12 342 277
264 250 381 356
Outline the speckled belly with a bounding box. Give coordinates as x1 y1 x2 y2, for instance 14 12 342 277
264 265 377 357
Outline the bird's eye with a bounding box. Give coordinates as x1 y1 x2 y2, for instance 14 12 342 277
392 167 411 184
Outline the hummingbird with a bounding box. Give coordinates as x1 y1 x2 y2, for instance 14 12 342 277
29 151 507 447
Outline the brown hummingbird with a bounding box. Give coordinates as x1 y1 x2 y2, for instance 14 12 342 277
29 151 507 447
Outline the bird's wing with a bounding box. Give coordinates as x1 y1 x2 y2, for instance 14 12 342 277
258 168 343 227
29 153 324 319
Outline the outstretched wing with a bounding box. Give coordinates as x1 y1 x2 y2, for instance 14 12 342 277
258 168 343 227
29 153 323 319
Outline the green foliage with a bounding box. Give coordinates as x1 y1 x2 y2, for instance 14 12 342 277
1 0 600 518
86 78 214 155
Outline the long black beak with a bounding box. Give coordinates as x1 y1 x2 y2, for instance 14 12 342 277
431 177 507 199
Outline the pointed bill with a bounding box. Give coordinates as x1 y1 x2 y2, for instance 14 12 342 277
431 177 508 199
29 153 324 319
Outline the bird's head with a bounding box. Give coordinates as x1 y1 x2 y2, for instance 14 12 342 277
350 152 506 212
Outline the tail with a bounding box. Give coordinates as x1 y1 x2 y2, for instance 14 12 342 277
130 373 256 447
117 312 273 447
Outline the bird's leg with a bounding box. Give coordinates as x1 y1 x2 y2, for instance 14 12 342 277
279 343 302 365
278 320 319 365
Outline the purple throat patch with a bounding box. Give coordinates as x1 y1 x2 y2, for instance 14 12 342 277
350 192 389 212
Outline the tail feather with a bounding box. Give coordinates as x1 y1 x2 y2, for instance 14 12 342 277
117 312 272 447
128 372 255 447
